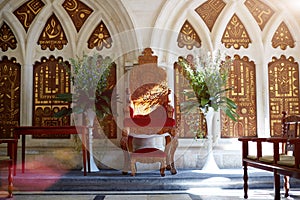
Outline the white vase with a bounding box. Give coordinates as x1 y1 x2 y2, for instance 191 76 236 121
84 108 100 172
201 107 219 171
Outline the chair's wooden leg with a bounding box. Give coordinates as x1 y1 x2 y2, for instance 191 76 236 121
130 159 136 176
169 138 178 175
8 161 13 198
122 151 130 175
284 175 290 198
160 160 165 177
274 170 281 200
243 162 248 199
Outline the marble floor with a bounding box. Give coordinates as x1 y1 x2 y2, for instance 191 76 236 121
1 168 300 200
4 189 300 200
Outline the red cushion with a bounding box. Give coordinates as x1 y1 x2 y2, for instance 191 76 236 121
124 117 175 127
131 148 166 158
125 106 175 127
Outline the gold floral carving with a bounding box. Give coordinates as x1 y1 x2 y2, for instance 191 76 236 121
195 0 226 32
13 0 45 32
62 0 93 32
88 20 112 50
177 20 201 50
269 55 299 137
272 22 295 50
33 56 71 138
222 14 251 49
0 22 17 52
0 56 21 138
221 55 257 138
38 14 68 51
244 0 274 31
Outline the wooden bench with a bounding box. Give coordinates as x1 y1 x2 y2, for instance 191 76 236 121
239 111 300 200
13 126 89 176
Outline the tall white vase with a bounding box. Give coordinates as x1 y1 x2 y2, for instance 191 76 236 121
201 107 219 171
84 108 100 172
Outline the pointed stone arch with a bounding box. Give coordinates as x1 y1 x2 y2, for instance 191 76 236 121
272 21 295 50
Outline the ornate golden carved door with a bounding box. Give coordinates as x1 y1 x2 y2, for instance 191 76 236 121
32 56 71 138
0 56 21 138
221 55 257 138
269 55 300 137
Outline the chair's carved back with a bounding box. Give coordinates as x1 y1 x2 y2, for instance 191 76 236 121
281 111 300 153
128 48 171 117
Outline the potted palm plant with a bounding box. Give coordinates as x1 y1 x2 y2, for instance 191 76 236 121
54 53 115 172
176 49 238 170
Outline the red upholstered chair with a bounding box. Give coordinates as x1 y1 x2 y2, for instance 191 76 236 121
0 139 16 198
120 48 178 175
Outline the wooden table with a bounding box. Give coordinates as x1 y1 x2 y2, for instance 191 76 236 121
13 126 89 176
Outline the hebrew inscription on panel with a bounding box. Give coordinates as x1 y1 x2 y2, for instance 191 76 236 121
269 55 299 137
0 57 21 138
221 55 257 138
33 56 71 138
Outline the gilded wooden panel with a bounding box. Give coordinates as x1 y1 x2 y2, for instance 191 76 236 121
88 20 112 50
272 22 295 50
38 14 68 51
174 56 206 138
177 20 201 50
221 55 257 138
33 56 71 138
269 55 299 137
62 0 93 32
0 22 17 52
222 14 251 49
195 0 226 32
0 56 21 139
13 0 45 32
244 0 274 31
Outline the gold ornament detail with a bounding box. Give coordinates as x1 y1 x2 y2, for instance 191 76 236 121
272 22 295 50
195 0 226 32
0 22 17 51
13 0 45 32
177 20 201 50
62 0 93 32
38 14 68 51
244 0 274 31
88 20 112 50
222 14 251 49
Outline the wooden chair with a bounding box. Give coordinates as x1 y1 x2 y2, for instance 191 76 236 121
120 48 177 175
0 139 17 198
279 111 300 197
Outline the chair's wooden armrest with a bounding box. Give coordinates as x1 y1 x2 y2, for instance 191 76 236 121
238 137 268 159
287 138 300 144
266 137 287 143
0 139 18 144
